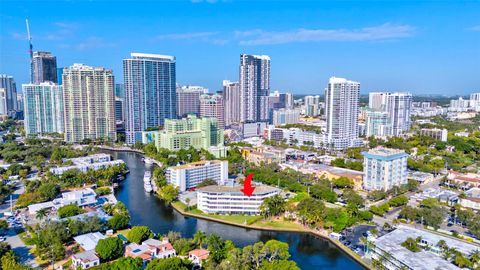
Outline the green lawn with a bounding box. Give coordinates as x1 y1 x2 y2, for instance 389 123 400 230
255 220 304 230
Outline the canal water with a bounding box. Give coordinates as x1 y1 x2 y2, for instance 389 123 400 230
107 150 364 270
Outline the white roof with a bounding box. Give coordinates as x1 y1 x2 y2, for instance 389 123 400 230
130 53 175 61
74 232 106 251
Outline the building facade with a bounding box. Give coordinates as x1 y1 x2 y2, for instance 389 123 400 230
385 93 413 136
123 53 176 144
166 160 228 191
239 54 270 122
149 115 226 158
304 95 321 116
22 82 64 136
62 64 116 143
362 147 408 191
176 85 206 117
115 97 124 122
32 51 58 84
197 185 280 215
222 80 241 126
366 110 392 138
0 74 18 111
0 88 7 115
325 77 361 150
199 93 225 129
420 128 448 142
272 108 300 126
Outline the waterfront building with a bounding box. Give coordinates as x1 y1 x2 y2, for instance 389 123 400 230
62 64 116 143
0 74 18 111
239 54 270 122
188 249 209 265
197 184 280 215
0 88 7 115
27 188 97 215
176 85 206 117
304 95 321 116
72 250 100 269
49 154 125 175
366 110 392 138
272 108 300 126
325 77 361 150
32 51 58 83
419 128 448 142
199 93 225 129
371 225 479 270
150 115 226 158
22 82 64 136
222 80 241 126
123 53 176 144
166 160 228 191
362 147 408 191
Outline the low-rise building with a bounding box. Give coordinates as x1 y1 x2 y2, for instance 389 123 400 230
166 160 228 192
419 128 448 142
188 249 209 265
407 171 434 184
272 108 300 126
49 154 125 175
72 250 100 269
74 232 106 251
28 188 97 215
454 131 470 137
125 243 152 263
447 170 480 188
460 187 480 210
371 225 479 270
197 185 280 215
362 147 408 191
142 238 176 259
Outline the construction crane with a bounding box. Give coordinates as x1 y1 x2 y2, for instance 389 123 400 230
26 19 33 83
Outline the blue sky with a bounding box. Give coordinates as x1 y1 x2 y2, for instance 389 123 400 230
0 0 479 95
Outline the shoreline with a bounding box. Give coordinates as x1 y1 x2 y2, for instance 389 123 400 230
171 201 372 270
100 146 372 270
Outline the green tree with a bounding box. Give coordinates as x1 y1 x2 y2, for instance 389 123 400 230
127 226 154 244
207 234 227 263
95 237 124 261
37 183 60 201
193 230 206 249
35 208 49 221
259 260 300 270
57 204 85 218
333 177 354 189
145 257 192 270
296 197 325 225
401 238 420 252
0 220 8 230
108 214 130 230
110 257 143 270
158 184 179 203
389 195 409 207
260 195 286 218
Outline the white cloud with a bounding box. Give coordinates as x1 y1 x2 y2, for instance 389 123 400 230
236 23 416 45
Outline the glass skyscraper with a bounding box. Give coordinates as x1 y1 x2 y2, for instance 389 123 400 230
0 74 18 111
32 51 58 84
22 82 64 136
123 53 176 144
239 54 270 122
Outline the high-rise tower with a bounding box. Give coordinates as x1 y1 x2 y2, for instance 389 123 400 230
239 54 270 122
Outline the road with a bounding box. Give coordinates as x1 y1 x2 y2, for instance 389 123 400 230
0 182 38 268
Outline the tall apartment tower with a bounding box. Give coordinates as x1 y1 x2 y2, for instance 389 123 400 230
32 51 58 83
200 93 225 129
368 92 388 110
325 77 361 150
22 82 64 136
368 92 412 136
239 54 270 122
0 89 7 115
222 80 241 127
123 53 176 144
0 75 18 111
62 64 116 143
176 85 206 117
304 95 321 116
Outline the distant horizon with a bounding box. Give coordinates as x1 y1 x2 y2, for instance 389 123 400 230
1 1 479 95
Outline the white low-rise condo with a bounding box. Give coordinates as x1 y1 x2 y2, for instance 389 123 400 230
166 160 228 192
362 147 408 191
197 185 280 215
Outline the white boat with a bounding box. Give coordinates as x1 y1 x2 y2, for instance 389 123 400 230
143 171 152 183
144 183 153 192
144 157 154 165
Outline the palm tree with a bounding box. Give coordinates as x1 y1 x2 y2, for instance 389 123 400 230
470 250 480 266
193 230 206 249
36 208 49 221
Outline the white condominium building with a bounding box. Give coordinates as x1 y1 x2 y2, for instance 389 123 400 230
166 160 228 192
362 147 408 191
199 94 225 129
223 80 241 126
366 110 391 138
368 92 412 136
176 85 207 117
62 64 116 143
325 77 361 150
197 185 280 215
304 95 321 116
239 54 270 122
272 108 300 126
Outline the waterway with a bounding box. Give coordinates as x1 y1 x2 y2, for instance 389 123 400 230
107 150 364 270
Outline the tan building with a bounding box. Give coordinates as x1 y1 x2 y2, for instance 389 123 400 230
62 64 116 143
200 93 225 129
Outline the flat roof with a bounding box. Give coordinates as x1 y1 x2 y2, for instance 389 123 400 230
197 184 279 194
168 160 225 170
374 225 479 270
362 147 408 160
